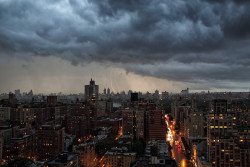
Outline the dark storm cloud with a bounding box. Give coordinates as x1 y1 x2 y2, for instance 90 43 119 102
0 0 250 88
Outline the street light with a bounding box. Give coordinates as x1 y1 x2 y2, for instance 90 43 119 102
181 159 185 167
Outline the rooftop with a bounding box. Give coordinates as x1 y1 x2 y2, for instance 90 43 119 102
105 147 136 156
46 152 79 165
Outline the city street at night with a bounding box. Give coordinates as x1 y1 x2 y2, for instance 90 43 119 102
166 117 187 167
172 135 187 167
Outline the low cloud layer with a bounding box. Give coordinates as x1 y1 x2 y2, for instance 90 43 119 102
0 0 250 90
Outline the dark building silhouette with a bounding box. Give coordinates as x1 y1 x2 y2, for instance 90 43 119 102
131 93 138 102
9 93 17 107
47 96 57 105
107 88 110 95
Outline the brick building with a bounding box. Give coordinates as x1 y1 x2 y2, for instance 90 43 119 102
36 125 65 161
148 110 166 141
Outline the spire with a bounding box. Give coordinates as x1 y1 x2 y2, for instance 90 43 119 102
90 78 95 85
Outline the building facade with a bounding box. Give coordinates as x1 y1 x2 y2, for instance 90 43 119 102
85 79 99 102
105 147 136 167
36 125 65 161
207 100 250 167
148 110 166 141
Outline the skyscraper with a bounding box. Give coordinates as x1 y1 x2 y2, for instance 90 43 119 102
85 78 99 102
107 88 110 95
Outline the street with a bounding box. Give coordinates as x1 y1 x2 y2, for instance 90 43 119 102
166 117 187 167
172 135 187 167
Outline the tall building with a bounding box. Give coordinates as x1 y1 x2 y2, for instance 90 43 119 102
147 110 166 141
131 93 138 102
106 100 113 113
122 109 134 136
154 90 160 101
135 110 145 140
14 89 21 98
36 125 65 161
184 111 205 139
122 108 145 140
85 78 99 102
161 91 169 100
107 88 111 95
66 115 87 138
8 93 17 107
171 99 190 134
207 100 250 167
104 88 107 95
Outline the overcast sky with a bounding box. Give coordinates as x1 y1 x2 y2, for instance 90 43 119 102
0 0 250 94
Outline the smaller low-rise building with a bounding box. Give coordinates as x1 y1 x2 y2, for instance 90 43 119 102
10 134 34 159
0 106 11 121
105 147 136 167
0 125 14 146
46 152 80 167
197 156 211 167
134 140 177 167
73 143 97 167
